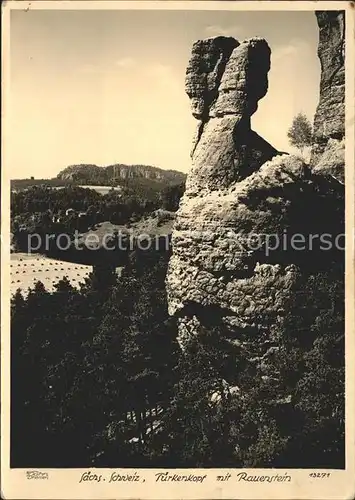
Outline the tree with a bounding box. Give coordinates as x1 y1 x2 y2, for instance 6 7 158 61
287 112 313 155
160 182 185 212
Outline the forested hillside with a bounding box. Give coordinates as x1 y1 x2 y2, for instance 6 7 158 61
11 249 344 468
11 183 185 257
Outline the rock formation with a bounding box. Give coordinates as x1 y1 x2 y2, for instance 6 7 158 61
57 163 186 185
166 21 344 381
185 37 279 191
311 10 345 182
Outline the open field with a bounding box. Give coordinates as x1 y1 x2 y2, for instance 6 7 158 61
76 211 175 249
78 185 122 195
51 185 122 195
10 253 92 296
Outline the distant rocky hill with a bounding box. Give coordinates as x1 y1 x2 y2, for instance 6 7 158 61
57 163 186 186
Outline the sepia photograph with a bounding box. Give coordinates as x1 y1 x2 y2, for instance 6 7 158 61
1 1 354 499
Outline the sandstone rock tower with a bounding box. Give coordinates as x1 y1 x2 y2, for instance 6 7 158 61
185 37 279 190
166 12 345 367
311 11 345 182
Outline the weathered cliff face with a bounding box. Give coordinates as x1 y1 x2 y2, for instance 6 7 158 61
185 37 279 192
311 10 345 182
57 163 186 185
166 31 344 375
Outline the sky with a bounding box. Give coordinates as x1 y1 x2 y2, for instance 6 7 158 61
8 8 320 179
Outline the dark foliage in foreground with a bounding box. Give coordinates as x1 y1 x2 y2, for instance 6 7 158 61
11 251 344 468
